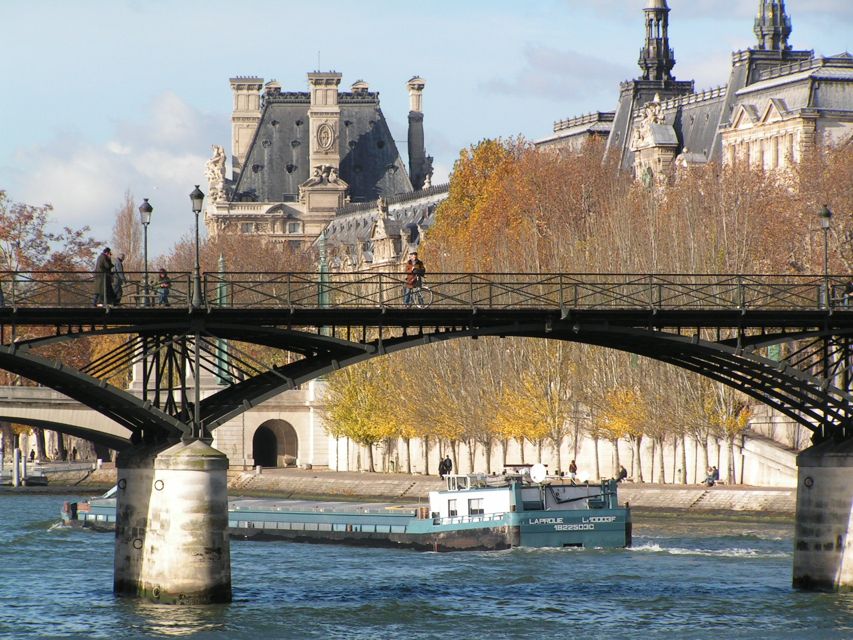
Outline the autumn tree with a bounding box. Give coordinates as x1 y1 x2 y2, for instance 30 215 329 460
0 191 101 460
322 362 397 472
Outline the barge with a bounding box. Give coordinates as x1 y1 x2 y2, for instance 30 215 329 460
61 466 631 551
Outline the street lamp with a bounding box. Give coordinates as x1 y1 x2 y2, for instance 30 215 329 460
138 198 153 306
819 205 832 307
190 185 205 309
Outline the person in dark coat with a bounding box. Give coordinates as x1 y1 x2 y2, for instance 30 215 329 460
93 247 115 306
112 253 127 304
616 465 628 482
157 268 171 306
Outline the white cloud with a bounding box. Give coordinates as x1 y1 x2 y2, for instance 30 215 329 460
5 93 225 258
482 45 632 101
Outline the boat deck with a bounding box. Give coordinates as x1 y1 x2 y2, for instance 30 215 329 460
230 498 420 517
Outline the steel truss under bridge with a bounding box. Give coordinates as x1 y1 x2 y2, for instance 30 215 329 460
0 270 851 446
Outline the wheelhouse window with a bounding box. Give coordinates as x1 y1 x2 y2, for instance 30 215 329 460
468 498 484 516
447 499 457 517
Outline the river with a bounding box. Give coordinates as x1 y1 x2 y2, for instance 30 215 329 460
1 492 851 639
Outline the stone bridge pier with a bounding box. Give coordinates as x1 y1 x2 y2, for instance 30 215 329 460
114 438 231 604
793 440 853 591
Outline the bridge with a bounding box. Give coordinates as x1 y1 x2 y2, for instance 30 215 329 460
1 270 851 599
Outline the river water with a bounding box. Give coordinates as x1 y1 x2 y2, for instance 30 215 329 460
1 492 852 639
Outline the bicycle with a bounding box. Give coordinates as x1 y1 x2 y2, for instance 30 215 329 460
403 279 433 308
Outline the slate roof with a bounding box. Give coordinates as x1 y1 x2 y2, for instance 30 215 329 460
232 90 413 204
320 184 448 264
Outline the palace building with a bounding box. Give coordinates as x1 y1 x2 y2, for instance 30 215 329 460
204 72 445 259
537 0 853 183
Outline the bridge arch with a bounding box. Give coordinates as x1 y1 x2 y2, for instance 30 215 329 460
252 419 298 468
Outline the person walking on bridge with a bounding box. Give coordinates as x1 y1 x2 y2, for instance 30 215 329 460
404 251 426 306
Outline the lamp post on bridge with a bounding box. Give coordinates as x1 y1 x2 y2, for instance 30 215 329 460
819 205 832 307
138 198 153 306
189 186 206 441
190 185 205 309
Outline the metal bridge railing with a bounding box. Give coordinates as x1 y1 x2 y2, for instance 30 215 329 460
0 271 844 311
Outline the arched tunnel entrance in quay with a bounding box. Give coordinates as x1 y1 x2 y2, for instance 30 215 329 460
252 419 299 468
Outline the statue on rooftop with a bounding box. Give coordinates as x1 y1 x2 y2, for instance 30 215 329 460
205 145 227 202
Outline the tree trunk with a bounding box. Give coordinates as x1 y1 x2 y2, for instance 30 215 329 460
0 422 13 462
405 437 412 475
482 439 493 474
701 437 710 479
649 438 663 483
594 437 600 482
680 434 688 484
656 437 666 484
552 435 564 475
422 435 430 476
537 439 543 463
367 444 375 473
518 438 526 464
501 439 509 468
612 439 620 478
634 436 644 483
467 439 476 473
34 428 47 462
727 436 737 484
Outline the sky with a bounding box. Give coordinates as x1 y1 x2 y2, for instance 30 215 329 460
0 0 851 259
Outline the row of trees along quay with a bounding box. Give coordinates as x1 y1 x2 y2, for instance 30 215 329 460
1 139 852 481
322 139 853 482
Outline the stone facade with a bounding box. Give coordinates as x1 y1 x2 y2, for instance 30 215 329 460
537 1 853 181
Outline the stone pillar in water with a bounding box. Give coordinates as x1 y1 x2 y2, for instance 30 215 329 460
114 444 162 596
793 440 853 591
138 439 231 604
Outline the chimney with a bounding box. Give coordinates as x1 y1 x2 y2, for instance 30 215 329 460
229 76 264 180
407 76 428 190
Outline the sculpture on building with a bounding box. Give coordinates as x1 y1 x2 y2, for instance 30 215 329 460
302 164 342 187
206 145 227 202
633 95 665 148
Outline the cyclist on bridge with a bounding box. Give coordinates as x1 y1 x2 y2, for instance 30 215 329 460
404 251 426 306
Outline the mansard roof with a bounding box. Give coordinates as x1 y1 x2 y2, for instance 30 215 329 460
732 56 853 115
321 185 448 252
232 91 413 204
